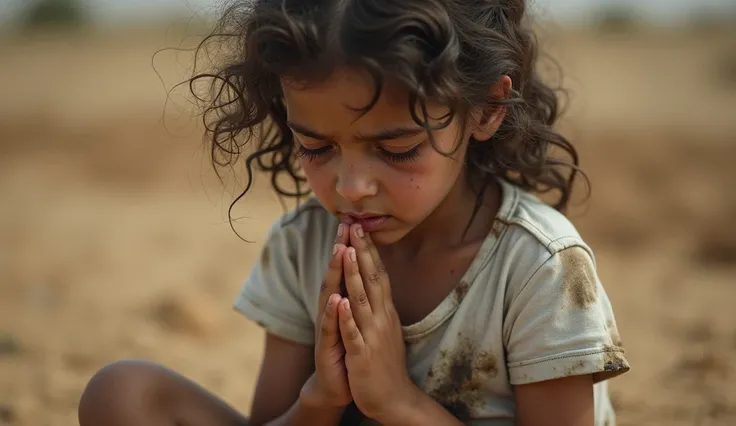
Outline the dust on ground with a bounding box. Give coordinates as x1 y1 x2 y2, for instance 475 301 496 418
1 26 735 426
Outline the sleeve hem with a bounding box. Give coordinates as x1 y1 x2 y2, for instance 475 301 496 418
508 347 630 385
233 291 315 346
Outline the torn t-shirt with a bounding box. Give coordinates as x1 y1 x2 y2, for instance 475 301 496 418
233 180 630 426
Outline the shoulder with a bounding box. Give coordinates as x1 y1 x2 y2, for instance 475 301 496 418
256 197 339 288
491 185 629 386
499 181 591 256
232 198 337 345
491 181 600 306
263 197 339 255
494 180 596 276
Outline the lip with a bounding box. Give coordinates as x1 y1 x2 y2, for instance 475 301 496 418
340 213 391 233
343 212 383 220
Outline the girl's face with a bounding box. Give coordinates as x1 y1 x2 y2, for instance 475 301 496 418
281 70 471 246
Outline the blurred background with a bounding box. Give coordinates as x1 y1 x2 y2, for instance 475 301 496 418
0 1 734 425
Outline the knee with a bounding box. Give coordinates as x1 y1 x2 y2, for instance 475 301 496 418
78 359 165 425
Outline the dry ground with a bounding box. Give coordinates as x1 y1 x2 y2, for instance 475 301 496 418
0 24 735 426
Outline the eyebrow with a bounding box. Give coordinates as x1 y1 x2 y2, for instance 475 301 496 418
287 121 425 142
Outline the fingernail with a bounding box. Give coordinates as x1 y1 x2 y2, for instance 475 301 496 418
333 244 339 256
348 248 356 263
355 225 364 238
343 299 351 312
327 295 334 306
337 224 344 237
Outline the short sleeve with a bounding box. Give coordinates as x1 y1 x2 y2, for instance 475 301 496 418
233 219 315 346
503 245 630 385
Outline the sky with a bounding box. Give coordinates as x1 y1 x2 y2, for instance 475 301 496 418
1 0 734 26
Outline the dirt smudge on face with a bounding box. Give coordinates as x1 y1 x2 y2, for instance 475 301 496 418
560 247 598 309
425 335 498 421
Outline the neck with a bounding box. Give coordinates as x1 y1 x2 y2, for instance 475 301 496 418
391 172 500 256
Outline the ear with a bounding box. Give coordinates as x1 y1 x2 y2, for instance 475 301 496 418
471 75 512 141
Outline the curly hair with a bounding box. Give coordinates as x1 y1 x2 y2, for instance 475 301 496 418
189 0 584 224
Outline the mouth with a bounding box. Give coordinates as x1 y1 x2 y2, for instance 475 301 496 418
339 213 391 232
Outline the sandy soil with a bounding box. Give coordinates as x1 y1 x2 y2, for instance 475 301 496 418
0 25 735 426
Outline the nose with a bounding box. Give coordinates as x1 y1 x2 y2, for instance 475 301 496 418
335 160 378 203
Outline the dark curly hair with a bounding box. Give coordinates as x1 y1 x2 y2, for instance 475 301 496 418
189 0 584 225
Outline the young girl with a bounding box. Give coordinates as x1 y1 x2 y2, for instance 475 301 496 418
78 0 630 425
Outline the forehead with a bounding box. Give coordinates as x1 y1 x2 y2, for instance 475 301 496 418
281 72 458 137
281 70 419 132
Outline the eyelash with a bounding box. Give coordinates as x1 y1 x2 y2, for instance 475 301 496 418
295 144 421 164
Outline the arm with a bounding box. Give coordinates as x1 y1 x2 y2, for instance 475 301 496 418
515 375 594 426
247 333 345 426
378 375 594 426
376 385 464 426
502 246 628 426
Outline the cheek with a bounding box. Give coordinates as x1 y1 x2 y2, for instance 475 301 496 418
385 158 456 204
300 160 335 199
299 148 462 209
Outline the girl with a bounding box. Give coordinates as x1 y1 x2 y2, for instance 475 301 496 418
78 0 630 425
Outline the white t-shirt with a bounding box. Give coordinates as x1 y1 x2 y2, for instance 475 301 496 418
234 180 630 426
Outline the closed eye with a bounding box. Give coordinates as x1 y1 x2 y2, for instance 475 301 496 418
377 145 421 163
295 141 423 164
295 144 332 161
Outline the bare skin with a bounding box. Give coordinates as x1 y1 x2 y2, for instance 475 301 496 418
77 359 251 426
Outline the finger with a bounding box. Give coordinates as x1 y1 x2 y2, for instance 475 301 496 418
317 294 342 351
334 223 349 297
350 225 391 305
349 224 384 310
338 298 365 354
342 247 372 329
364 232 393 305
317 243 346 324
334 223 349 246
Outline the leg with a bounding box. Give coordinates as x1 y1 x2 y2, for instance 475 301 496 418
78 359 249 426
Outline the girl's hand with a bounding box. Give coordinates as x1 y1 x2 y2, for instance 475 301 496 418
337 224 416 422
303 224 352 408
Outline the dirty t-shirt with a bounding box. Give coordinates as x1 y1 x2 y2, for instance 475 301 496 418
233 180 630 426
